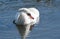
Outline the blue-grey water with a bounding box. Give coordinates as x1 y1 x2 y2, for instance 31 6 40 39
0 0 60 39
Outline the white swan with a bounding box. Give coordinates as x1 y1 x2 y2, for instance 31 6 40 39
13 7 40 39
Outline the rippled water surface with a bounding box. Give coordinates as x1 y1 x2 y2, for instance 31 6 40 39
0 0 60 39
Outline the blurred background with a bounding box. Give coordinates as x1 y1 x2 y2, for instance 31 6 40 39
0 0 60 39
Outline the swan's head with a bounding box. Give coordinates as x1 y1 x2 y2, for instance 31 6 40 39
15 8 39 25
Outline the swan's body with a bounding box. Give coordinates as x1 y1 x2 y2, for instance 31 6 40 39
13 8 39 39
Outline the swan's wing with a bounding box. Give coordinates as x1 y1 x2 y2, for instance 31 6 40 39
13 12 20 25
36 17 40 24
15 12 20 21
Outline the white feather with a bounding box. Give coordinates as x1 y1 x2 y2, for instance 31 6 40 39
14 7 40 39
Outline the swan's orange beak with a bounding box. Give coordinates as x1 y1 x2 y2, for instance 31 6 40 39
30 16 34 19
26 13 34 19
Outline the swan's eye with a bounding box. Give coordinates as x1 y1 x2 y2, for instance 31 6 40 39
27 13 31 16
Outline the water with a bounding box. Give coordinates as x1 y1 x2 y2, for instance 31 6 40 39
0 0 60 39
